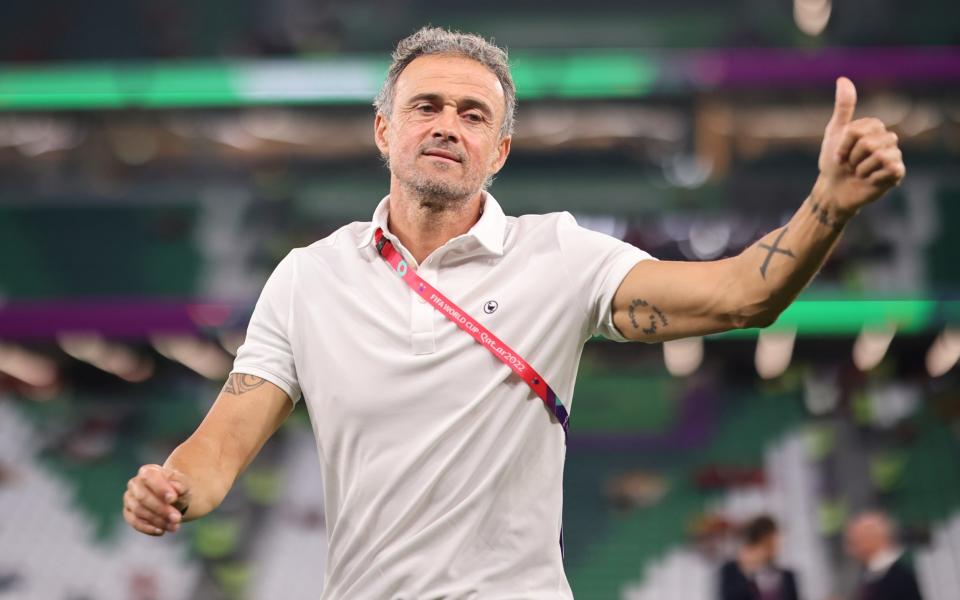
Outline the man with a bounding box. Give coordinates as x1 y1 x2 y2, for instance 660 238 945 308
122 27 905 598
719 515 800 600
845 511 923 600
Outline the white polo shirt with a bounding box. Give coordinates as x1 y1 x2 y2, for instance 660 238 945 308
231 193 654 599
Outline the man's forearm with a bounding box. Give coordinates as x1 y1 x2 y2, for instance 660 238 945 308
728 75 905 328
157 376 292 523
163 433 236 521
731 177 856 327
610 78 902 342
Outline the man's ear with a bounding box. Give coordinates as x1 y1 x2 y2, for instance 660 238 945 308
374 112 390 158
489 135 512 175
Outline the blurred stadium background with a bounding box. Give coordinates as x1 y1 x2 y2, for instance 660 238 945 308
0 1 958 599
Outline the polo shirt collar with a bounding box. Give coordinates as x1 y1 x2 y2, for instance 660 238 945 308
358 192 506 257
867 548 902 574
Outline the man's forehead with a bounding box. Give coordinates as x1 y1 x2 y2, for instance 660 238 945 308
850 514 888 535
395 54 505 105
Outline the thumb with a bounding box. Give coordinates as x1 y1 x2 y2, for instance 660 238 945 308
170 479 188 497
163 467 190 496
828 76 857 130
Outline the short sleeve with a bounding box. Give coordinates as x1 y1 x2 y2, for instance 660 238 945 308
556 212 656 342
230 250 302 404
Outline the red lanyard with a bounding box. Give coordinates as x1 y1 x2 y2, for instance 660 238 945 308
374 228 569 439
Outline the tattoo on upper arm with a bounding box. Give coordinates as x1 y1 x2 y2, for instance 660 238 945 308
222 374 266 395
628 298 669 335
809 198 845 232
758 227 796 280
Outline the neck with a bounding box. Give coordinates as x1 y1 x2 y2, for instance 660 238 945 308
386 182 484 264
866 546 900 570
737 547 768 573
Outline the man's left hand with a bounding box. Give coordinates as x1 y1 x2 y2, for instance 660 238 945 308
817 76 906 215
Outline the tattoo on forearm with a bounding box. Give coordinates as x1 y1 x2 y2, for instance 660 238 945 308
628 298 669 335
809 198 845 232
758 227 796 280
222 373 266 395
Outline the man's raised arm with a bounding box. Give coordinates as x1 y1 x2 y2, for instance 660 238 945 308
122 373 293 536
611 77 905 343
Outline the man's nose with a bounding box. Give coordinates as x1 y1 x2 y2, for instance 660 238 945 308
431 107 460 142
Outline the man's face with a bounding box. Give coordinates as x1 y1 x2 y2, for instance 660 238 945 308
758 532 780 563
374 54 512 207
844 519 884 563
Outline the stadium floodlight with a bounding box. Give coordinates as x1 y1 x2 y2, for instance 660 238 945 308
663 336 703 377
58 333 154 383
0 342 57 388
755 328 797 380
150 335 232 380
852 324 897 372
925 328 960 378
794 0 832 36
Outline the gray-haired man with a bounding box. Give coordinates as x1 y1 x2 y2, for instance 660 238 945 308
123 27 905 598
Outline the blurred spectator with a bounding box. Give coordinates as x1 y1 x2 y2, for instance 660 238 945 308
605 469 669 511
0 572 23 594
719 515 800 600
844 511 923 600
0 461 14 486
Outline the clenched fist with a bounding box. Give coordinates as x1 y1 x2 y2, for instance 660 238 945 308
817 77 906 214
123 464 192 536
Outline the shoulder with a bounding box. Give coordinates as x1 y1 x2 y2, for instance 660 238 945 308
303 221 371 253
888 556 920 578
884 557 922 597
509 211 653 265
265 221 371 281
509 210 577 231
780 569 800 599
280 221 373 265
504 211 586 249
511 210 636 243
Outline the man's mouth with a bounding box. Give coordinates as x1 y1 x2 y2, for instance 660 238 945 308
422 148 462 163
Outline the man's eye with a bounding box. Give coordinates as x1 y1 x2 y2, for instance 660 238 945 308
417 105 435 113
464 113 483 123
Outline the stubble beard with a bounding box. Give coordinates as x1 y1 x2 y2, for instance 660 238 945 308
395 157 484 213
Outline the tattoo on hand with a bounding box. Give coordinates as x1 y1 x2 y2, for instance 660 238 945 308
222 373 266 395
809 198 845 232
758 227 796 280
628 298 669 335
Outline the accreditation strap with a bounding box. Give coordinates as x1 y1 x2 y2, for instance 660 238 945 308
374 228 569 439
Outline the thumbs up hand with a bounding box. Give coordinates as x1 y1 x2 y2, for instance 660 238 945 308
817 77 905 215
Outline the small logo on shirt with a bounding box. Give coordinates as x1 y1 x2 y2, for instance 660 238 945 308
483 300 499 314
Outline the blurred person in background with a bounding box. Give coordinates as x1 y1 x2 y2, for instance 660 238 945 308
845 511 923 600
719 515 800 600
121 25 905 599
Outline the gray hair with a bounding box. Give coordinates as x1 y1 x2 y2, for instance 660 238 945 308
373 26 516 138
